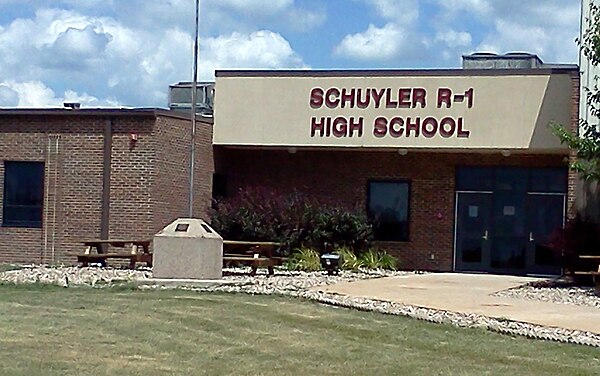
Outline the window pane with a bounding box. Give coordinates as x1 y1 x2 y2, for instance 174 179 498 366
3 205 42 227
456 167 493 191
3 161 44 228
368 181 410 241
530 168 567 193
495 167 528 191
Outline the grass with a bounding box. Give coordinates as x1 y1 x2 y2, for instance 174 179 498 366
0 285 598 376
0 264 23 272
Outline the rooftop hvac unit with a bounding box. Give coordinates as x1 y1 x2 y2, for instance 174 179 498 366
462 52 544 70
168 82 215 114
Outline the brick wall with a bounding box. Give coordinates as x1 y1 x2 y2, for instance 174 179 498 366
0 116 105 264
0 112 214 264
151 115 214 234
215 148 566 271
108 118 155 250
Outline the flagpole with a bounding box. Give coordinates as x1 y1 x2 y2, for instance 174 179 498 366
189 0 200 217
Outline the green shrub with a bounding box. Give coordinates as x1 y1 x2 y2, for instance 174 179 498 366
377 252 398 270
210 187 373 256
286 247 322 272
334 246 362 270
358 249 398 270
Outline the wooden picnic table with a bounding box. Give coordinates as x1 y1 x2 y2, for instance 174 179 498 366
222 240 281 276
77 239 152 268
574 255 600 294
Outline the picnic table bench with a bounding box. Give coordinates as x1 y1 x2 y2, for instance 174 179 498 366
77 239 152 268
222 240 281 276
574 255 600 294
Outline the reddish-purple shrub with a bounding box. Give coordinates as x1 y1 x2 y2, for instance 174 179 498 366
550 216 600 273
210 187 373 256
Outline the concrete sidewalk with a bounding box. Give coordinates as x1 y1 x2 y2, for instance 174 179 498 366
318 273 600 334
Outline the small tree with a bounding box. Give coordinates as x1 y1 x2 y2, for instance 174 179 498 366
552 2 600 181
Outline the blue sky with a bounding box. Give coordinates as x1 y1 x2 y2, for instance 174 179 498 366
0 0 582 108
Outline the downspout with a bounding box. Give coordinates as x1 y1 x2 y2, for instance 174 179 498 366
50 135 59 264
42 137 51 264
101 118 113 246
43 135 60 264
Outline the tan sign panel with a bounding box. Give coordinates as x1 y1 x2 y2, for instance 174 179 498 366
214 72 572 150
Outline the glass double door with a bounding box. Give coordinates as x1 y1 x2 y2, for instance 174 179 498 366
455 192 564 275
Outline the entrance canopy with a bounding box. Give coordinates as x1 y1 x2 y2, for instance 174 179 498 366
214 69 575 152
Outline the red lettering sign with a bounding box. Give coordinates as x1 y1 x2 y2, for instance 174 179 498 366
308 86 474 139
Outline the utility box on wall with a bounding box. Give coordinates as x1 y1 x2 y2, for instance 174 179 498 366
153 218 223 279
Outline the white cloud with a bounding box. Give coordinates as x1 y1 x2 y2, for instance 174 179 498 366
0 84 18 106
42 25 112 70
436 0 491 16
435 0 580 63
63 89 120 107
363 0 419 24
200 30 306 78
475 7 579 63
436 30 472 49
0 6 307 107
338 0 467 64
283 7 326 32
0 80 118 107
217 0 293 16
334 23 406 61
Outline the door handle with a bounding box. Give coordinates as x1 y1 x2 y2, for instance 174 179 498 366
482 230 488 240
529 232 534 242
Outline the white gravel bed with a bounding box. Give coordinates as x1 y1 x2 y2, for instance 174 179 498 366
1 265 599 347
0 265 152 287
493 280 600 309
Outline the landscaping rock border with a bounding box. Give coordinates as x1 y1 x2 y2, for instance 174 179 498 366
492 279 600 309
1 265 599 347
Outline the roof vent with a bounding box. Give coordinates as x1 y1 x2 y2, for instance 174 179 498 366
462 52 544 69
168 82 215 115
63 102 81 110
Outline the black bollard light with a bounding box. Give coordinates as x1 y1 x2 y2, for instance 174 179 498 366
320 253 341 275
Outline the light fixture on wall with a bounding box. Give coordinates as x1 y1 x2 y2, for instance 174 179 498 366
501 150 511 157
287 147 298 154
129 133 138 150
397 149 408 156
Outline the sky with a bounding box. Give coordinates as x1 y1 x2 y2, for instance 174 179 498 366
0 0 582 108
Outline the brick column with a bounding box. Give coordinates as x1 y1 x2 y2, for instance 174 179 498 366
567 70 581 220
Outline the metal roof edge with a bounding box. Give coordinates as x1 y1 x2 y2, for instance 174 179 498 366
215 67 579 78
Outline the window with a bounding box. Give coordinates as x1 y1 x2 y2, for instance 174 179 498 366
530 167 568 193
212 173 227 199
456 167 568 194
3 161 45 228
367 181 410 241
456 167 493 191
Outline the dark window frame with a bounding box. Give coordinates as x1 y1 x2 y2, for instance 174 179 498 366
2 161 45 228
366 179 411 242
455 166 568 194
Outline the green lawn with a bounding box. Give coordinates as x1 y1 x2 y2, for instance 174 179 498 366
0 284 598 376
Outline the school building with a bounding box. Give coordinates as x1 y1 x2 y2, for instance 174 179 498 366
212 53 579 275
0 53 582 275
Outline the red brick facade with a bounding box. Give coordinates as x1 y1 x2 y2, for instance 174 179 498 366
215 148 568 271
0 110 213 264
